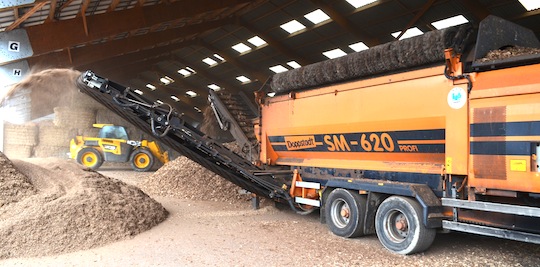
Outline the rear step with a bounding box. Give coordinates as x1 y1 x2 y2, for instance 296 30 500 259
76 70 302 212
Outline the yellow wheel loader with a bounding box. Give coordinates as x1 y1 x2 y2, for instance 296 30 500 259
69 124 169 171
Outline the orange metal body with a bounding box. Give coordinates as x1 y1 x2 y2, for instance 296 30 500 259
259 62 540 195
469 63 540 194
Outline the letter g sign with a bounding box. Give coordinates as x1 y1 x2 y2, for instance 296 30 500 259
8 41 20 52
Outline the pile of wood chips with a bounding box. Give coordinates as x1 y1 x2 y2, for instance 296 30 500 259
139 155 252 204
478 46 540 62
0 152 168 259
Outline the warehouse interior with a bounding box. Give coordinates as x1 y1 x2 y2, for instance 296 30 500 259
2 0 540 264
1 0 540 124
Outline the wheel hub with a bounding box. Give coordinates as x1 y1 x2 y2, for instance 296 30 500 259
340 207 350 218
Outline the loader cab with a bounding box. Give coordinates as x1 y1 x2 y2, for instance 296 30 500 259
97 125 129 140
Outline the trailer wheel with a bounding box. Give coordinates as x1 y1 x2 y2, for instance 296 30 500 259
130 149 154 172
375 196 436 255
325 188 366 238
76 147 103 170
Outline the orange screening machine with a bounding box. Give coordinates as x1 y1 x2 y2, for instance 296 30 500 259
254 16 540 254
78 16 540 255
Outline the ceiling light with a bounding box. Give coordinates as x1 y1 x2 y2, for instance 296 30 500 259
323 48 347 59
287 61 301 69
185 66 196 73
156 100 164 104
171 95 180 102
194 106 202 113
280 20 306 34
346 0 377 8
269 65 289 73
214 54 225 61
232 43 252 53
186 90 197 97
134 89 143 95
208 84 221 91
431 15 469 30
202 57 218 66
267 92 276 97
304 9 330 24
146 84 156 90
236 76 251 83
391 27 424 40
349 42 369 52
519 0 540 11
247 36 267 47
178 69 192 76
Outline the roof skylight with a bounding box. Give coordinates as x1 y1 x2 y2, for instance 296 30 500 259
519 0 540 11
431 15 469 30
202 57 218 66
178 69 192 76
247 36 267 47
208 84 221 91
323 48 347 59
269 65 289 73
304 9 331 24
280 20 306 34
391 27 423 40
232 43 252 53
160 76 174 85
346 0 377 9
349 42 369 52
236 76 251 83
186 90 197 97
287 61 301 69
214 54 225 61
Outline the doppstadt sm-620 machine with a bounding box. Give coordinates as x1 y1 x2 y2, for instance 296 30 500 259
76 16 540 254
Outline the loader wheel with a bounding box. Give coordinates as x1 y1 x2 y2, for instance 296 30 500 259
130 149 154 172
375 196 436 255
325 188 367 238
76 147 103 170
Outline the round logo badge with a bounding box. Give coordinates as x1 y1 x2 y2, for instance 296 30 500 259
447 87 467 109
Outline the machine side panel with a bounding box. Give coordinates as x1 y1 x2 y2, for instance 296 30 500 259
260 66 469 175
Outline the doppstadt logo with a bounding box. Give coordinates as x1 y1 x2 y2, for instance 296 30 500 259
285 136 317 151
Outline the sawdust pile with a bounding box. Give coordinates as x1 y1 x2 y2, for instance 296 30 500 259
140 155 251 204
0 153 35 207
0 152 168 259
478 46 540 62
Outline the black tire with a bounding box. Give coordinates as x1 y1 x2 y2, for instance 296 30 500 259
130 149 154 172
76 147 103 170
375 196 436 255
325 188 367 238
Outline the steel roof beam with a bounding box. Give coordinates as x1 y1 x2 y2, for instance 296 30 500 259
80 39 196 73
458 0 490 22
28 18 231 68
237 19 312 66
198 40 268 83
24 0 251 55
395 0 435 40
310 0 380 47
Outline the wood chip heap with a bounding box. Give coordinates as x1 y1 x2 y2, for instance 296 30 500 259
477 46 540 62
0 152 168 259
140 155 251 204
